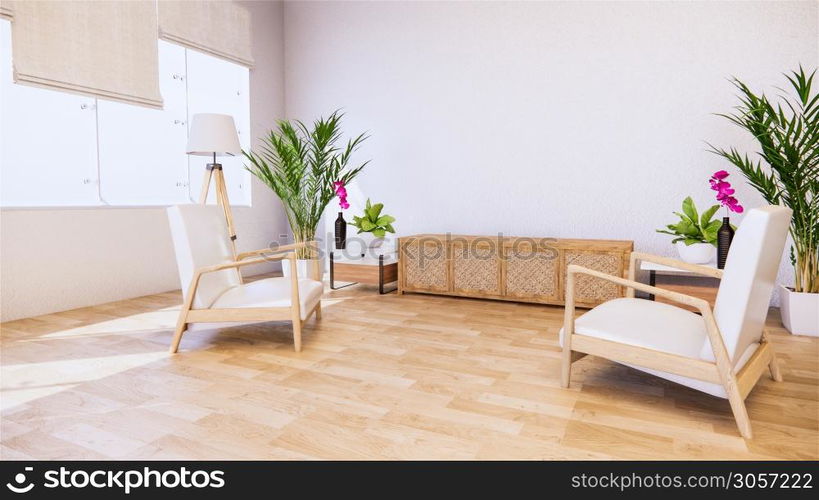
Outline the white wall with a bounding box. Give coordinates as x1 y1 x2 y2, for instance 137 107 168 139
2 1 816 321
284 0 818 300
0 0 289 322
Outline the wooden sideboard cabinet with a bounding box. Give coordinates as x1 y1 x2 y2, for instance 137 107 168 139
397 234 633 308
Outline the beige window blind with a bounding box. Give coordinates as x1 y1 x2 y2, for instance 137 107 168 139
158 0 253 68
6 0 162 108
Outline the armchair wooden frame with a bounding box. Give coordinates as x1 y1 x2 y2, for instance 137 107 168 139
170 241 322 354
561 251 783 439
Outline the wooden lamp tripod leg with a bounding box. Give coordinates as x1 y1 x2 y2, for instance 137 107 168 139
200 155 237 249
200 156 241 281
213 169 242 286
199 166 214 204
214 168 238 256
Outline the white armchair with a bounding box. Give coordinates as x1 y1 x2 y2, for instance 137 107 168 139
560 206 792 439
166 205 323 353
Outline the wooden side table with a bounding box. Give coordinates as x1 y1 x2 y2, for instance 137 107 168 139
330 251 398 294
641 259 719 313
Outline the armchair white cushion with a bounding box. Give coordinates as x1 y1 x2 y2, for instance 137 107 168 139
560 206 792 438
210 277 323 321
166 205 323 353
560 298 759 398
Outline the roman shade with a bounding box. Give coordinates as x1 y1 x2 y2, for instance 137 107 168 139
6 0 162 108
158 0 254 67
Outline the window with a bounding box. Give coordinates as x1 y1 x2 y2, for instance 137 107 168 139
96 41 189 205
0 19 251 207
185 48 251 206
0 20 99 207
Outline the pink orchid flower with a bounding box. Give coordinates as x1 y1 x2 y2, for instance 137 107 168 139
334 180 349 210
726 197 744 213
710 180 734 194
709 171 744 214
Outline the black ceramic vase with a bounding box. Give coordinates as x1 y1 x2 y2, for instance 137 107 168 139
334 212 347 249
717 216 734 269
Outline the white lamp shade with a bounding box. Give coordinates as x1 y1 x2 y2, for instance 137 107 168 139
186 113 241 157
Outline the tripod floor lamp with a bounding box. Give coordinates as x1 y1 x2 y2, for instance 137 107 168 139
186 113 242 256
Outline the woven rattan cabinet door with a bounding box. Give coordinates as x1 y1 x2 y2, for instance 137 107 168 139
451 241 500 296
563 250 625 306
502 241 561 303
402 239 449 292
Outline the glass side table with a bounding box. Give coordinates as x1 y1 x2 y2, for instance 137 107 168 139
329 251 398 294
640 259 719 313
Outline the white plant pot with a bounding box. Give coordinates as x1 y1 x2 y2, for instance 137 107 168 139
345 233 392 257
281 258 323 280
779 285 819 336
367 235 386 250
675 241 716 264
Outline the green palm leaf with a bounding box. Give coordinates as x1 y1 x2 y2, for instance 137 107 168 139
243 111 369 258
709 67 819 292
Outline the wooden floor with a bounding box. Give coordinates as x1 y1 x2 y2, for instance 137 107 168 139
1 276 817 460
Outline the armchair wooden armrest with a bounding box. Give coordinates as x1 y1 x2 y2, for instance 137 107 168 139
186 254 295 301
625 251 722 299
236 241 318 261
568 264 710 311
237 241 322 282
196 254 291 276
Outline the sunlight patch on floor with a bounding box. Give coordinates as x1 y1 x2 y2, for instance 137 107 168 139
0 351 167 411
37 309 180 339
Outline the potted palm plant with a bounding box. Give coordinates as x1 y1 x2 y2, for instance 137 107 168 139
711 67 819 336
244 111 369 276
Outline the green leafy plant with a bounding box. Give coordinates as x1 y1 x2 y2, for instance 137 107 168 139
244 111 369 259
657 196 722 246
709 67 818 293
350 199 396 238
